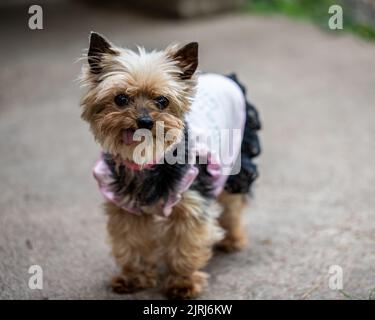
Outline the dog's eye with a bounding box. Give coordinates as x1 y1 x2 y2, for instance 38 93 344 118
154 96 169 109
114 94 130 107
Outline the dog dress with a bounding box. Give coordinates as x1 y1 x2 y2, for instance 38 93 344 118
93 73 260 216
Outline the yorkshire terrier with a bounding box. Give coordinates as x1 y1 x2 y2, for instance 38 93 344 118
80 32 261 299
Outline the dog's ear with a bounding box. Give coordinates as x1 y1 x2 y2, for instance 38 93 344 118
88 32 117 74
170 42 198 80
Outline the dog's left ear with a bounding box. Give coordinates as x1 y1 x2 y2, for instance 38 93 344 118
88 32 117 74
170 42 198 80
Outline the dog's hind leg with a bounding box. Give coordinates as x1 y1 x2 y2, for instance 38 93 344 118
216 191 247 252
105 202 158 294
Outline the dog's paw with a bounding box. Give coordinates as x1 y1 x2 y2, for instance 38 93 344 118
216 233 247 252
164 271 208 300
111 271 157 294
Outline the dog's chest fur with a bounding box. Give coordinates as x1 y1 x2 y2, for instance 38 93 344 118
104 153 191 211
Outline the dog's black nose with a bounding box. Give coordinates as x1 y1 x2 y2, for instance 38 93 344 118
136 116 154 130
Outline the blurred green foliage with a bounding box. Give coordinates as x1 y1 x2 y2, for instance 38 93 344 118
243 0 375 40
339 287 375 300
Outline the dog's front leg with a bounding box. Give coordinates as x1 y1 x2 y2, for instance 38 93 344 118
162 191 224 299
105 202 158 294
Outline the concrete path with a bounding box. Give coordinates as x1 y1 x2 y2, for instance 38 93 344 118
1 2 375 299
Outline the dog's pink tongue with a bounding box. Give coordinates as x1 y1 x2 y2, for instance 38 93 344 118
122 129 135 145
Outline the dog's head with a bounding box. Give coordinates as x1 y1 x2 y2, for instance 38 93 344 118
80 32 198 167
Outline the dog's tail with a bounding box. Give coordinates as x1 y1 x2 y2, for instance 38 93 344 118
224 73 262 194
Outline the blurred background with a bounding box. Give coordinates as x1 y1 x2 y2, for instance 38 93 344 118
0 0 374 299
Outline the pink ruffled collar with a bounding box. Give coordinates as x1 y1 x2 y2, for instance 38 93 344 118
93 154 199 217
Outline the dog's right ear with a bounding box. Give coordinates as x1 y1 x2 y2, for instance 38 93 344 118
88 32 117 74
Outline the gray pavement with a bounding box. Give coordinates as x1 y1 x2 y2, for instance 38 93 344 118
1 2 375 299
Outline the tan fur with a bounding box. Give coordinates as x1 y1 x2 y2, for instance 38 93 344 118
217 191 248 252
162 191 223 299
105 191 224 298
106 202 159 293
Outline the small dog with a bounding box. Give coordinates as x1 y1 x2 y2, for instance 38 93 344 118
80 32 261 299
